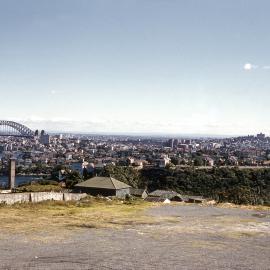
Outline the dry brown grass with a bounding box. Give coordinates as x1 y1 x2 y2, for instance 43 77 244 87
0 198 159 235
1 198 269 241
217 202 270 211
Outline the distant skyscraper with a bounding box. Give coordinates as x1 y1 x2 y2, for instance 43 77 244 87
173 139 179 148
38 129 50 145
167 138 179 148
168 139 174 148
40 134 50 145
257 133 265 140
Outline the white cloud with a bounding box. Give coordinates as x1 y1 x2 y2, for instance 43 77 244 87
243 63 257 71
50 90 56 95
243 63 270 71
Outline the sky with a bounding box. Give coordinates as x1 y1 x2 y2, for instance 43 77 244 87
0 0 270 136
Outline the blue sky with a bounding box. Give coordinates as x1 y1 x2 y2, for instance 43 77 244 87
0 0 270 135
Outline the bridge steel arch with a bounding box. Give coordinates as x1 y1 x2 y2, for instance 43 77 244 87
0 120 35 138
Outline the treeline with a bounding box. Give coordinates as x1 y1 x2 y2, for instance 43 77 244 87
103 165 270 205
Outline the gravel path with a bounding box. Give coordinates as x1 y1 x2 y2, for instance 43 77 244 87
0 204 269 270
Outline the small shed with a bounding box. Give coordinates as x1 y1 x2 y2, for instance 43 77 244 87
147 189 184 202
74 176 131 198
186 196 205 204
130 188 148 199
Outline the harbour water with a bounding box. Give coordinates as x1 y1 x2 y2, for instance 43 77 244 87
0 175 42 188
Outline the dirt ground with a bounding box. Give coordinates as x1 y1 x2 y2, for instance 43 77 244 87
0 204 269 270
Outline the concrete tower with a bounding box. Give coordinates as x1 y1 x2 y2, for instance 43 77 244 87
8 158 16 190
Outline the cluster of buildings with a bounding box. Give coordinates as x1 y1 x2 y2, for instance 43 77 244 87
74 176 205 203
1 132 270 178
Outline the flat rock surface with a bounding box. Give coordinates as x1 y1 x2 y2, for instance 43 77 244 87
0 204 270 270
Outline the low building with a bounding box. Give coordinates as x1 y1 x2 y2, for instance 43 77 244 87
130 188 148 199
146 189 183 202
74 176 131 198
158 155 171 168
185 196 205 204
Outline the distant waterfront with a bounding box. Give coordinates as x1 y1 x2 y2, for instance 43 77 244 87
0 175 43 188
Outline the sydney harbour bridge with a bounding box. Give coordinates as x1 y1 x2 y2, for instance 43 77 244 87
0 120 35 138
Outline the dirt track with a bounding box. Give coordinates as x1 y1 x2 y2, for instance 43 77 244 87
0 204 269 270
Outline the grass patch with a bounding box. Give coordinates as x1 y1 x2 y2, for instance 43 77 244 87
0 197 153 234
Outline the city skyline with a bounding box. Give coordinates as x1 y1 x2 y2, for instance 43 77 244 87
1 1 270 135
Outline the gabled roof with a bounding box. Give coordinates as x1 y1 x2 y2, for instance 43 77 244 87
75 176 131 190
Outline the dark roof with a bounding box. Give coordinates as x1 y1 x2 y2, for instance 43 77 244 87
170 195 183 202
148 190 179 198
75 176 131 190
145 197 166 202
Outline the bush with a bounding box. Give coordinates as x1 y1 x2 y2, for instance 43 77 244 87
15 184 63 193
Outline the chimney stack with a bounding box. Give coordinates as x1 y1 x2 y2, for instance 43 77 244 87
8 158 16 190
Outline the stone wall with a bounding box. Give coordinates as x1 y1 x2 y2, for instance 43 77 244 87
63 193 88 201
30 192 64 203
0 193 30 204
0 192 87 205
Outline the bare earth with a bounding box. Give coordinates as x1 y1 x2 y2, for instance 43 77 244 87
0 204 270 270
